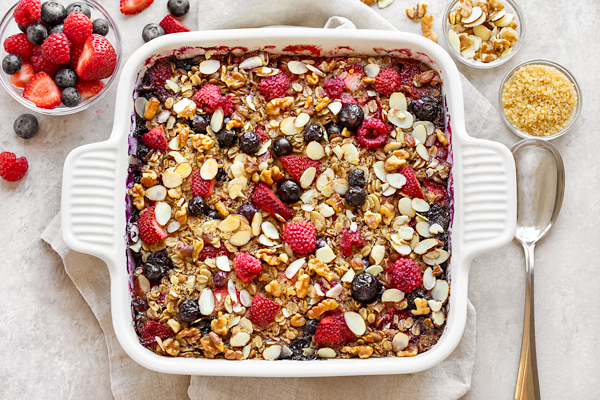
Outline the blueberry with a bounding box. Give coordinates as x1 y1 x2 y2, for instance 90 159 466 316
192 114 209 133
238 203 257 221
302 319 319 337
14 114 39 139
215 168 228 183
205 208 221 220
411 95 440 122
271 136 292 157
315 237 327 251
303 123 325 143
41 1 67 26
48 24 64 35
92 19 109 36
347 169 366 187
142 23 165 43
167 0 190 17
188 196 206 216
61 87 81 107
136 143 150 159
325 121 343 137
2 54 22 75
18 25 27 33
143 250 173 281
26 23 48 45
277 179 301 203
216 129 237 148
239 131 261 154
427 203 450 230
407 289 428 310
55 68 78 88
65 2 91 18
179 299 200 322
287 337 314 360
345 186 366 207
337 103 364 130
197 317 213 335
213 271 228 287
351 273 381 303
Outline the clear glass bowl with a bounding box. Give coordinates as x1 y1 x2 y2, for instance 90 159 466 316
442 0 525 69
0 0 122 115
498 59 582 140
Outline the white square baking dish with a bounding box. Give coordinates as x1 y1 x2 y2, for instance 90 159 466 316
61 28 516 376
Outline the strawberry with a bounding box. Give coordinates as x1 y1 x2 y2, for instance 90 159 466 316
314 312 354 343
425 181 447 203
191 170 215 197
343 64 364 92
120 0 154 15
198 243 230 261
140 320 172 346
76 79 105 101
10 62 35 88
386 257 422 294
247 294 280 328
69 42 84 69
3 33 36 61
399 167 424 199
213 286 230 314
76 34 117 81
192 84 221 113
145 61 171 100
375 68 400 96
339 228 364 257
63 11 93 44
41 33 71 65
0 152 28 182
258 72 290 101
250 182 293 220
137 206 167 245
13 0 41 28
142 126 168 151
23 72 61 109
30 53 60 76
159 14 190 34
278 155 320 182
283 221 316 255
233 253 263 283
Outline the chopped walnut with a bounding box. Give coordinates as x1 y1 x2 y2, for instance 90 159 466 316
397 345 418 357
266 97 294 115
420 15 438 43
458 0 472 17
211 316 229 336
265 280 283 297
192 134 215 152
129 183 145 210
342 345 374 359
290 314 306 327
411 298 431 315
162 338 181 356
406 2 428 21
307 299 338 319
140 170 158 187
177 327 201 344
365 211 382 229
295 274 310 298
224 349 244 360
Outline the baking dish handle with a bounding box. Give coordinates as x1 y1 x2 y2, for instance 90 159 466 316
61 140 120 262
456 137 517 260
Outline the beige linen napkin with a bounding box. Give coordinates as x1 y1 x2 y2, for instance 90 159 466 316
42 1 513 399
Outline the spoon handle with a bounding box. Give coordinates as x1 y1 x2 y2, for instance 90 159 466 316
515 243 541 400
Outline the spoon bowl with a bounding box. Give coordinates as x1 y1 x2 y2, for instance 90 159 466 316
511 139 565 400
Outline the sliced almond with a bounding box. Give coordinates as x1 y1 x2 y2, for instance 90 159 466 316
145 185 167 201
389 92 407 111
389 241 412 255
199 288 215 315
392 332 409 351
261 221 280 240
239 56 263 70
423 267 436 290
416 221 432 238
229 184 244 200
326 284 343 298
331 178 349 195
371 244 385 265
262 345 281 360
210 107 224 132
280 116 302 135
423 249 450 266
300 167 317 189
168 151 186 164
317 347 336 358
429 223 444 234
398 197 416 217
285 258 306 279
200 158 219 180
327 101 342 115
388 110 414 129
315 246 336 263
331 145 344 159
318 204 335 218
295 112 310 127
342 143 359 164
166 221 181 233
162 170 183 188
432 310 446 327
414 238 438 254
251 212 262 236
493 12 514 27
154 202 171 226
462 6 483 24
135 97 148 118
287 61 308 75
259 234 276 247
306 141 325 160
373 161 388 182
168 137 180 151
412 198 430 213
415 143 430 161
306 63 324 76
386 173 407 189
473 24 492 41
413 121 434 135
377 0 394 9
382 186 397 197
230 332 250 347
365 265 383 275
240 291 252 308
174 162 192 179
448 29 461 54
364 63 380 78
491 9 506 21
256 139 271 156
431 280 449 303
382 288 404 302
199 59 220 75
215 255 231 271
412 125 427 144
301 188 317 203
230 230 251 247
341 268 356 283
344 311 366 336
465 12 486 27
399 226 415 241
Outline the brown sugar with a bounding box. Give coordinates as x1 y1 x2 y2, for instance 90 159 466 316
501 64 577 136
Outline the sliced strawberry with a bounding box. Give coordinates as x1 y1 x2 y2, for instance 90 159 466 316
250 182 293 220
425 181 447 203
140 320 172 346
191 170 215 197
76 79 105 101
339 228 364 257
159 14 190 34
198 243 230 261
120 0 154 15
247 294 280 328
10 62 35 88
343 64 365 93
76 34 117 81
141 126 168 151
399 167 424 199
137 206 167 245
278 156 320 182
22 72 61 109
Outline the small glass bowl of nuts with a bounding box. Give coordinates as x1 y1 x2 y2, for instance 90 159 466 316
442 0 525 68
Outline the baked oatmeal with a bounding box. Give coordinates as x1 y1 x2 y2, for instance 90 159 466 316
126 50 452 361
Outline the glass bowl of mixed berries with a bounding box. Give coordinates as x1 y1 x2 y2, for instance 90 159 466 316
0 0 121 115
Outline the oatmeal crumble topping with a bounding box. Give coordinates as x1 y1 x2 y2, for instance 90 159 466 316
126 50 452 361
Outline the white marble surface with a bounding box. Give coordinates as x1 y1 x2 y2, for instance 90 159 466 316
1 0 598 399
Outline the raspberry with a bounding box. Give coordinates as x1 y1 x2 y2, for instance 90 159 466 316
219 95 234 115
314 312 354 343
41 33 71 65
283 221 316 255
0 152 28 182
4 33 36 61
247 294 280 328
192 84 221 113
140 320 172 346
324 78 345 98
30 53 60 76
375 68 400 96
69 42 85 68
258 72 290 101
198 243 230 261
386 258 423 294
339 228 363 257
63 11 93 44
256 126 269 142
356 118 389 148
233 253 263 283
13 0 41 28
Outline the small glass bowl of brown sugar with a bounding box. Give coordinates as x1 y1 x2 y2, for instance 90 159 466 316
499 60 581 140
